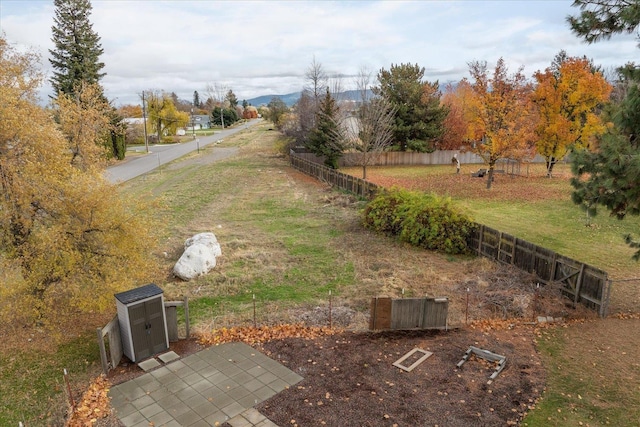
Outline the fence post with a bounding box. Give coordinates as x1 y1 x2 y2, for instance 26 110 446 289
372 296 378 330
465 288 469 325
329 290 332 329
574 264 586 306
97 327 109 375
64 369 75 408
601 278 612 318
533 283 540 321
184 296 190 338
253 294 256 327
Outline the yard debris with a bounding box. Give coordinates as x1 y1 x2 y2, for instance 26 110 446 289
392 348 433 372
457 346 507 384
65 374 111 427
198 324 339 346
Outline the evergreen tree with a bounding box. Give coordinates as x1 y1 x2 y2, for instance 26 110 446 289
567 1 640 259
211 107 239 126
306 89 343 169
193 90 201 108
568 0 640 44
226 89 238 108
49 0 105 97
374 63 448 152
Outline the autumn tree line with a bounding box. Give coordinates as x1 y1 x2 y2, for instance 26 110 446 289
2 0 640 328
266 53 617 190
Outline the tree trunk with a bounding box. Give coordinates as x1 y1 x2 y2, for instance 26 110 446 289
362 164 367 180
486 164 495 189
546 157 556 178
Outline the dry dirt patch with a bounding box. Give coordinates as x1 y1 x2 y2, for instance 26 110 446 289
256 326 545 427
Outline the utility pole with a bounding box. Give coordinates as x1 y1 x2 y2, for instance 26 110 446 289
142 91 149 153
191 108 195 139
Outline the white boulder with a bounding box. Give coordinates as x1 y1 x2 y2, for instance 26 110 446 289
173 232 221 280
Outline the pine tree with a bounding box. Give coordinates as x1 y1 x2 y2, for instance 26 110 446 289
374 63 448 152
306 89 343 169
193 90 201 108
49 0 105 97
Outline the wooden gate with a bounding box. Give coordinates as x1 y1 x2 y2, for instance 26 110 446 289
369 297 448 331
467 224 610 316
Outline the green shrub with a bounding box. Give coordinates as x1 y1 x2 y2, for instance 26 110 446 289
362 187 475 254
361 187 413 235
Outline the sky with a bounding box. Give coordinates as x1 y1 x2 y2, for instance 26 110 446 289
1 0 638 106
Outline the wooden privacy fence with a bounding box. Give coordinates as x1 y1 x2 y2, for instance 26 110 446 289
97 297 190 374
293 150 549 167
165 297 190 342
468 224 610 317
369 297 449 331
290 152 610 317
97 315 122 375
290 153 380 198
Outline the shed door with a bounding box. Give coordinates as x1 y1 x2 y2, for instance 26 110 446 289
128 298 167 361
146 297 168 354
129 302 151 361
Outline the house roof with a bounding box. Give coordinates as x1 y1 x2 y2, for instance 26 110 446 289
123 118 146 125
115 283 163 305
193 114 210 122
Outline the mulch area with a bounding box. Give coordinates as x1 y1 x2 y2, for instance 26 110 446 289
255 326 545 427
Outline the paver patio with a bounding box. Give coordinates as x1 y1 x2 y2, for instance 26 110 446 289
109 342 302 427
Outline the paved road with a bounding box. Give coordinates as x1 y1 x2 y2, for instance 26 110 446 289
106 119 262 183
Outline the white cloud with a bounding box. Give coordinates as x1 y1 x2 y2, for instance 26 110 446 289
1 0 638 105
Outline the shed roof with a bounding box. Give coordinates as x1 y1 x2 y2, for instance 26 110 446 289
115 283 163 305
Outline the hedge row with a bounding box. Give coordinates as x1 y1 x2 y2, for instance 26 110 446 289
361 187 475 254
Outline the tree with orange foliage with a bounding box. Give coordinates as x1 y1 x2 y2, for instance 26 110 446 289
440 80 478 149
467 58 537 189
117 104 143 118
532 51 612 176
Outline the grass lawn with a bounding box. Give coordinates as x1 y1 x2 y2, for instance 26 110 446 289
342 163 640 313
0 334 102 426
523 318 640 426
2 124 639 425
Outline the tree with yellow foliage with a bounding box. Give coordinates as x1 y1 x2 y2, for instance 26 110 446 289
532 51 612 176
55 82 113 170
145 90 190 142
0 37 158 324
467 58 537 189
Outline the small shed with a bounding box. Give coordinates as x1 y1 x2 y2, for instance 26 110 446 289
115 284 169 362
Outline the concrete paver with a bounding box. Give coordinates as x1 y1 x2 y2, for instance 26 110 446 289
110 342 301 427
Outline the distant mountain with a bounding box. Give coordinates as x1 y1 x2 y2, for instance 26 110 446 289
245 92 301 107
244 90 369 107
245 83 454 107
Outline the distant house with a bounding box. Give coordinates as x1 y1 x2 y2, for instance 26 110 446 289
123 117 146 126
189 114 211 130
